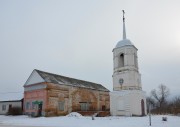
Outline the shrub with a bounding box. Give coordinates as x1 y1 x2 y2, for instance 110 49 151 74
7 107 23 115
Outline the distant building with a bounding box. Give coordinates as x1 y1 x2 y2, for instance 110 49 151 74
110 11 147 116
23 69 110 117
0 93 23 115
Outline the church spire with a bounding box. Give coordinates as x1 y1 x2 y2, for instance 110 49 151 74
122 10 126 40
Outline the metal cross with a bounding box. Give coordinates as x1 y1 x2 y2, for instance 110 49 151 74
122 10 125 22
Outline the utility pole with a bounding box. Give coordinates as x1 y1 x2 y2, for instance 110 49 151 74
149 104 152 126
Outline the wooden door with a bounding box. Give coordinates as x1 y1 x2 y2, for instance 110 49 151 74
141 99 145 116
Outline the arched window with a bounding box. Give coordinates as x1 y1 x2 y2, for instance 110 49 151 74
119 53 124 68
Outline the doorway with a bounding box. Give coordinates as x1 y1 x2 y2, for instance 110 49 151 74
38 103 43 116
141 99 145 116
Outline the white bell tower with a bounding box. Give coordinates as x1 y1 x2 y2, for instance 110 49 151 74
110 10 147 116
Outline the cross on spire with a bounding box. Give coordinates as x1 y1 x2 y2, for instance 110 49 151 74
122 10 125 22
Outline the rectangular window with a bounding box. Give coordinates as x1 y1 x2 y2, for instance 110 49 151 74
32 102 37 110
58 101 65 111
2 105 6 111
26 102 30 110
80 103 89 111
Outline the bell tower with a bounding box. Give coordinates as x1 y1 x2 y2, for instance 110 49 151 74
110 10 147 116
112 10 141 91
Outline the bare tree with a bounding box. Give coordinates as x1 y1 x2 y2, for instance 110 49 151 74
173 96 180 106
150 84 170 114
171 96 180 114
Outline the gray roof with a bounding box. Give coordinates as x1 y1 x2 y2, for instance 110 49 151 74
115 39 134 48
35 69 109 92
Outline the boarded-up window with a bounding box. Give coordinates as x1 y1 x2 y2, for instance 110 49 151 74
59 101 65 111
2 105 6 111
80 103 89 111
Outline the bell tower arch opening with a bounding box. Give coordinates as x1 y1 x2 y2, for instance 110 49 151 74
119 53 124 68
134 53 137 68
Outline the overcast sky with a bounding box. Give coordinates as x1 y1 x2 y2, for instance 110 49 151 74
0 0 180 97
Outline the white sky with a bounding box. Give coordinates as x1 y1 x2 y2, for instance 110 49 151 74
0 0 180 97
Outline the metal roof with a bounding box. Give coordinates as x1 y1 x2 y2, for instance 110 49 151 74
35 70 109 92
115 39 133 48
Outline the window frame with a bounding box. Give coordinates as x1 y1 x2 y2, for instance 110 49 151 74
2 104 6 111
80 102 90 111
26 102 30 110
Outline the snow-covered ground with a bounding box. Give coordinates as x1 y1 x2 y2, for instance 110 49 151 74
0 114 179 127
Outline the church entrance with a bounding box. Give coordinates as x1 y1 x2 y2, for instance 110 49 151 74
141 99 145 116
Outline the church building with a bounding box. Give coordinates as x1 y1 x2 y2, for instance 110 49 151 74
110 11 147 116
23 69 110 117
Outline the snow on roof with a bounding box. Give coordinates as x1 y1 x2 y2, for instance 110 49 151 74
115 39 134 48
0 92 23 102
